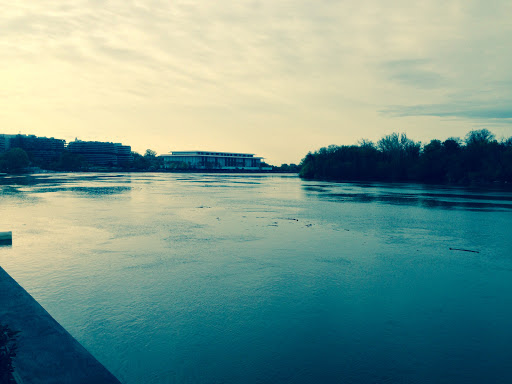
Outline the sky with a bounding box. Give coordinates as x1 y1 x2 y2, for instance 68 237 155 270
1 1 512 165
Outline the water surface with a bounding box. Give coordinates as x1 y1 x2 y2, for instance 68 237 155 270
1 173 511 383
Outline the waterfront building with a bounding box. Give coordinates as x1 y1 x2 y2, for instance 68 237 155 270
0 134 14 153
160 151 271 170
67 140 133 166
0 134 65 162
115 144 133 165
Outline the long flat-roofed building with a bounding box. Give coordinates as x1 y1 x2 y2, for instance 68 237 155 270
67 140 132 166
161 151 270 170
0 134 15 153
0 134 65 162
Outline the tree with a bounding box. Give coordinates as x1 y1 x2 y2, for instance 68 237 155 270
0 148 30 173
297 129 512 184
461 129 499 182
358 139 375 149
443 138 461 153
274 163 300 173
57 151 87 171
377 133 401 156
144 149 157 158
131 151 150 170
465 129 495 146
419 140 446 182
376 133 420 180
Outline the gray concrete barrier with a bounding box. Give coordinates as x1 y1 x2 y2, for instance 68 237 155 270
0 267 121 384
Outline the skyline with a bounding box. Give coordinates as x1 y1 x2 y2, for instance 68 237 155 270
2 1 512 165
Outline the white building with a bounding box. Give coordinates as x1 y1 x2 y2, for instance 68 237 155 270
160 151 271 170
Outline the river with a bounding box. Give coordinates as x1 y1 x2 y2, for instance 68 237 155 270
1 173 511 383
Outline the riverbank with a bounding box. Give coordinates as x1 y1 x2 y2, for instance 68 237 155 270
0 266 121 384
0 168 293 175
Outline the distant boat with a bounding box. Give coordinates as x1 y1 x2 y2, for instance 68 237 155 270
0 173 7 177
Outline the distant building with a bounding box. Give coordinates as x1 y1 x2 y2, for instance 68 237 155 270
160 151 271 170
114 144 133 165
0 134 65 162
67 140 133 166
0 134 14 153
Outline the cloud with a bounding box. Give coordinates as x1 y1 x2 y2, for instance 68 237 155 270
381 60 446 89
385 102 512 120
1 0 512 163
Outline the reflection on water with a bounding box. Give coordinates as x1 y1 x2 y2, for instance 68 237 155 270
303 182 512 211
0 173 132 197
1 173 512 384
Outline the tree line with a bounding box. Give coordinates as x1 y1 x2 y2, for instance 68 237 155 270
3 128 511 183
299 129 512 184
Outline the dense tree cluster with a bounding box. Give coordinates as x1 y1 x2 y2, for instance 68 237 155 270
129 149 163 171
273 163 300 173
0 148 30 173
299 129 512 184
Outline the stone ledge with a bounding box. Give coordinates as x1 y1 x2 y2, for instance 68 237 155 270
0 267 121 384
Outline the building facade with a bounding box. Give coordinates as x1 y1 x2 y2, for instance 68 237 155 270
67 140 132 166
0 134 65 162
0 134 14 153
161 151 270 170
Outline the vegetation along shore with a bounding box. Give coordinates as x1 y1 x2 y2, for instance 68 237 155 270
299 129 512 185
1 128 511 185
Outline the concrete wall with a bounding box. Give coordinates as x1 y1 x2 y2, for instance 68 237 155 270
0 267 121 384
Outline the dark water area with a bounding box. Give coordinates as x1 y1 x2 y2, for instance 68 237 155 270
1 173 512 383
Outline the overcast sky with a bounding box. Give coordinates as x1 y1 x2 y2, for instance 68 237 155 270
2 1 511 164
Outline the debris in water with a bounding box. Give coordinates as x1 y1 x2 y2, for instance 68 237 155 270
449 247 480 254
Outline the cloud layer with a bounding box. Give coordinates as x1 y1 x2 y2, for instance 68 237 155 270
2 0 512 163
